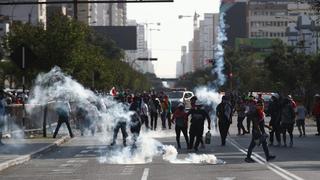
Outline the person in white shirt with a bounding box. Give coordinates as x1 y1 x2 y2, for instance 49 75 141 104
140 97 149 129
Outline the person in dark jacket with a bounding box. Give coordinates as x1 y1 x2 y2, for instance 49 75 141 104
129 97 142 150
0 92 7 145
148 95 161 130
268 93 282 146
53 101 74 138
216 96 232 146
171 103 189 149
187 96 211 151
281 97 296 147
245 103 276 163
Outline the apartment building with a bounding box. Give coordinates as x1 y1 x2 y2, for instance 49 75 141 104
199 13 219 69
74 1 126 26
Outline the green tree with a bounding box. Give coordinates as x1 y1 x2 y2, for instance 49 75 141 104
3 14 152 91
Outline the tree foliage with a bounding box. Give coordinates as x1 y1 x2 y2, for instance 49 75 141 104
176 39 320 99
1 14 152 91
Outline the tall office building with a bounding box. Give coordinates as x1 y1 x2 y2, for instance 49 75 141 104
220 0 248 48
199 13 219 69
69 0 127 26
247 1 315 43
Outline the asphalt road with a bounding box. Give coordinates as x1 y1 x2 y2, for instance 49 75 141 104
0 118 320 180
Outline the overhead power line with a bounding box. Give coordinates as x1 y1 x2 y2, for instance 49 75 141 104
0 0 174 5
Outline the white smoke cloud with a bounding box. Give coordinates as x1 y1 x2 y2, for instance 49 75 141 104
194 2 227 134
212 11 227 87
26 67 221 165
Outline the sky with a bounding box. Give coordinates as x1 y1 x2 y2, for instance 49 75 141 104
127 0 220 78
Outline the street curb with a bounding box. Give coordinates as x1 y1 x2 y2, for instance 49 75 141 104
0 136 70 172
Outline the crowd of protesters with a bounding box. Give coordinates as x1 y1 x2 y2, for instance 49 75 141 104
107 87 212 151
1 85 320 163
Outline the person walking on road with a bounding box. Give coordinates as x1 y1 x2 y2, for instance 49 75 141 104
171 103 189 149
312 94 320 136
268 93 282 146
236 98 248 135
246 96 257 133
53 101 74 138
129 97 142 150
187 96 211 151
110 95 128 146
245 102 276 163
0 91 7 145
296 102 307 137
216 95 232 146
280 97 296 147
160 95 170 129
148 95 161 131
140 97 149 129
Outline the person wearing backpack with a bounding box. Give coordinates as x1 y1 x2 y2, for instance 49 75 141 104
216 95 232 146
171 103 189 149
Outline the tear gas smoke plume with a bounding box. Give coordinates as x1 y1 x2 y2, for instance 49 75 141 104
195 87 222 134
194 2 227 130
27 67 221 165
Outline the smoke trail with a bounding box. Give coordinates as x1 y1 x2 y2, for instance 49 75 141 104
211 9 227 87
194 1 227 130
195 86 222 134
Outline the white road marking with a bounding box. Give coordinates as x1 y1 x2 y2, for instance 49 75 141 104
50 169 74 174
120 166 135 175
228 138 304 180
216 177 236 180
141 168 149 180
80 150 90 153
67 159 88 163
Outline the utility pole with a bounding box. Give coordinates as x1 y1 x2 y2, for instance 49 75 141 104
22 47 26 128
74 0 78 20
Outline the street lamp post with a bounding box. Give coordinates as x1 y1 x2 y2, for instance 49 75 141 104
148 28 160 61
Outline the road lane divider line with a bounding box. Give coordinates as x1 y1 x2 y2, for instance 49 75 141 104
141 168 149 180
228 138 304 180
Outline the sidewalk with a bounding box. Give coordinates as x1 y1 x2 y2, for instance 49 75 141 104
0 135 69 172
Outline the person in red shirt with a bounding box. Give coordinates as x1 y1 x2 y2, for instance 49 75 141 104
312 94 320 136
171 103 189 149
